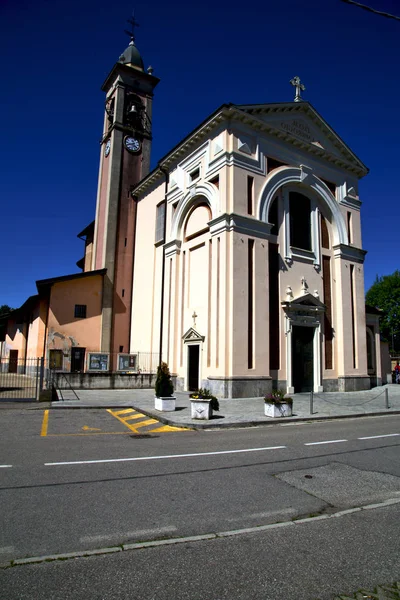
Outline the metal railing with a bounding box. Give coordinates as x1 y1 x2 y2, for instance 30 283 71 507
0 357 42 401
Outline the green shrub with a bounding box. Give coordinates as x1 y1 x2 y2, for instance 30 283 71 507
155 362 174 398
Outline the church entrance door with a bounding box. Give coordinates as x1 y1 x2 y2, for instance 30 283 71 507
187 344 200 391
292 326 314 392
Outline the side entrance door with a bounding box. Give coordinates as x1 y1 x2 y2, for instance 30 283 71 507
9 350 18 373
187 345 200 391
71 347 86 373
292 326 314 392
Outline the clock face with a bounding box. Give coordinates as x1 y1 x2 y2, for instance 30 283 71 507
124 136 141 153
104 139 111 157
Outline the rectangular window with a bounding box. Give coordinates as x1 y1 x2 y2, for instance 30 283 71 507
247 176 254 215
190 168 200 182
155 202 166 244
269 243 280 370
323 256 333 369
248 239 254 369
347 211 352 244
74 304 87 319
289 192 311 251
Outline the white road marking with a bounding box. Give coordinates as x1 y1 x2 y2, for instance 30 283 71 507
45 445 287 466
80 526 177 543
358 433 400 440
304 439 348 446
0 546 15 554
0 465 12 468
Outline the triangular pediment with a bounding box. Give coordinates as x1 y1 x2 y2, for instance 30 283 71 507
235 102 368 177
182 327 205 342
283 292 326 311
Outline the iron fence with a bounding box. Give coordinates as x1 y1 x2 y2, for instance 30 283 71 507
0 357 42 401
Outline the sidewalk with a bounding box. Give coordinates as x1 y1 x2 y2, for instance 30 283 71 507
51 384 400 429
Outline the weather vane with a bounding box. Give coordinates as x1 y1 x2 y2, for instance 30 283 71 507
290 76 305 102
125 11 139 43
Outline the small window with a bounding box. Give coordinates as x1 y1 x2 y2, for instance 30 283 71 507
74 304 87 319
247 176 254 215
190 168 200 182
155 202 166 244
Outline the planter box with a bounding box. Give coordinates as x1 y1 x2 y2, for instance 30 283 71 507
191 399 213 420
155 396 176 412
264 401 292 418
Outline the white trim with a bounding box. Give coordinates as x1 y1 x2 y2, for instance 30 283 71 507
171 182 219 241
258 166 349 247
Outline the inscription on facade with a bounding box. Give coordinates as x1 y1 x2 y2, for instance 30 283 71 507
280 120 316 144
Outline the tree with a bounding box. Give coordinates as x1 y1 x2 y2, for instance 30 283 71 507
0 305 13 317
366 271 400 352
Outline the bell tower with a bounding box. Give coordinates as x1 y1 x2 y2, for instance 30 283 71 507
92 18 159 360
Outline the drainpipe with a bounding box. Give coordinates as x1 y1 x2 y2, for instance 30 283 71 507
158 165 169 367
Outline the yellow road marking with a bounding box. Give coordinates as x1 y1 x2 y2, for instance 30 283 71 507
41 410 49 437
150 425 190 432
82 426 102 431
112 409 135 416
107 409 191 433
123 413 147 421
133 418 159 427
46 432 132 437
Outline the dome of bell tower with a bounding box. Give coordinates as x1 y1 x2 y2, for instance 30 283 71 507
118 39 144 71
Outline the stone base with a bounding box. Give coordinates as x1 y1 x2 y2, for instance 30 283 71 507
204 376 272 399
52 371 156 390
337 376 371 392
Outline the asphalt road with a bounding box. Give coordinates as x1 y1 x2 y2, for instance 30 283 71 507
0 408 399 599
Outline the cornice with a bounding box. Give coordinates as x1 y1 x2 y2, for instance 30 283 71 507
333 244 367 263
133 102 368 198
209 213 272 239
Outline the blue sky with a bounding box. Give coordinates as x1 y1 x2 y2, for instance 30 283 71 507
1 0 399 309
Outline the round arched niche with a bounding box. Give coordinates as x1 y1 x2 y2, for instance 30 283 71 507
171 181 219 241
184 202 212 241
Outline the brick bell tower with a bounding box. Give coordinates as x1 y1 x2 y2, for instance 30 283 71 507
92 17 159 361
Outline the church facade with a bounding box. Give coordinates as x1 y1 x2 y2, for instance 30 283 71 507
0 27 384 397
130 100 379 396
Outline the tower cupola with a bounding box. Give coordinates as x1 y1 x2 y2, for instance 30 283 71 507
118 14 144 71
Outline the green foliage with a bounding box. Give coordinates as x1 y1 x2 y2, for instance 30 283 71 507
366 270 400 352
189 388 219 411
264 389 293 405
155 362 174 398
0 305 13 317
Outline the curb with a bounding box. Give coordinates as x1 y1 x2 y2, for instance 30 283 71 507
3 497 400 569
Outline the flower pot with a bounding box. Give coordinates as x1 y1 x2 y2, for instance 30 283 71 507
191 399 213 420
264 401 292 418
154 396 176 412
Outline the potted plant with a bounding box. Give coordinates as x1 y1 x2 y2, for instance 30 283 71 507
154 362 176 411
190 388 219 420
264 389 293 418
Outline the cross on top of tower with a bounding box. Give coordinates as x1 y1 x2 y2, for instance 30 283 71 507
290 76 306 102
124 13 139 44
